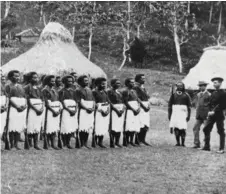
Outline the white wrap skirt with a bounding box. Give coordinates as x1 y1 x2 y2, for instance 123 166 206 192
169 105 188 130
27 98 43 134
139 101 150 128
95 103 110 136
125 101 140 132
8 97 27 133
111 104 125 133
46 101 62 134
79 100 94 133
0 95 7 135
61 99 78 134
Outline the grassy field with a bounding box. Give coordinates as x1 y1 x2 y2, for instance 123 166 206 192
1 107 226 194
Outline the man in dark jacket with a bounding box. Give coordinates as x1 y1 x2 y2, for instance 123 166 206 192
202 77 226 154
192 81 211 148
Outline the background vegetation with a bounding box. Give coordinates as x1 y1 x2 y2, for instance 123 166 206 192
1 1 226 73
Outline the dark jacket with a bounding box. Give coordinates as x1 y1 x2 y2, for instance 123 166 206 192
195 91 211 120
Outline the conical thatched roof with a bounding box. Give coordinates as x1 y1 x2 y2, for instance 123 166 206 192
2 22 106 78
183 46 226 89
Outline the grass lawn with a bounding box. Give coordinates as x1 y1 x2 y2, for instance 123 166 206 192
1 107 226 194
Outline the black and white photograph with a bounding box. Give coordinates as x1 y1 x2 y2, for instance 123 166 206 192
1 1 226 194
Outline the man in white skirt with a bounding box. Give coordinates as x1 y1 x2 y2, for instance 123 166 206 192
93 77 110 148
168 82 191 147
5 70 27 150
107 79 126 148
59 75 78 149
24 72 44 150
42 75 62 150
76 75 95 149
134 74 151 146
122 78 141 146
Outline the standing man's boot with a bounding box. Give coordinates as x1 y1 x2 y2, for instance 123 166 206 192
110 131 115 148
79 132 84 147
84 133 91 149
217 133 225 154
34 133 42 150
142 128 151 146
28 134 33 147
135 132 140 146
202 134 211 151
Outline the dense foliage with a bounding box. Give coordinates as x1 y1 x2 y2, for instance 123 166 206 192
1 1 226 73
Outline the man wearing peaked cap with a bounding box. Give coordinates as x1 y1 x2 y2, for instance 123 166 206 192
192 81 211 149
202 76 226 154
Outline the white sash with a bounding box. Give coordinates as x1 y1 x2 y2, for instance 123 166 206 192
79 99 94 133
46 101 62 134
61 99 78 134
95 103 110 136
0 95 7 135
125 101 140 132
8 97 27 133
169 105 188 130
27 98 43 134
139 101 150 128
111 104 125 132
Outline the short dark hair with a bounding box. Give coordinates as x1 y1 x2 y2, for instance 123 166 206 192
110 78 119 86
70 72 77 76
77 75 88 86
125 78 133 87
135 74 144 82
7 70 20 80
95 77 107 86
62 75 74 85
43 75 55 86
27 71 38 83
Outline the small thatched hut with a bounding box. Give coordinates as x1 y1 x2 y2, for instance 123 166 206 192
2 22 106 78
183 46 226 90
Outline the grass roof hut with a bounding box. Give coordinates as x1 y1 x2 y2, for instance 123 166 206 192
2 22 106 78
183 46 226 90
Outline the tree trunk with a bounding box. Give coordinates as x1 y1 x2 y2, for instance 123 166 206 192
119 37 128 71
88 26 93 60
127 1 131 40
43 13 47 26
137 23 141 38
72 26 75 42
185 1 190 31
209 2 213 24
40 4 44 22
218 3 222 34
3 1 10 19
174 29 183 73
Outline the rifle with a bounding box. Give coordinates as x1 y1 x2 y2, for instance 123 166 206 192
24 106 30 150
91 108 96 148
4 103 11 150
58 109 63 149
75 106 80 148
122 109 128 147
109 106 115 148
169 84 174 134
43 106 48 149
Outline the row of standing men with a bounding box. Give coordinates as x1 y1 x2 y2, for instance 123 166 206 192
0 70 151 150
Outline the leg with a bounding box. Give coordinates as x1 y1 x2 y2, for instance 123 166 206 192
142 126 151 146
130 132 136 146
9 132 14 149
174 128 180 146
115 132 122 148
14 132 21 150
181 129 186 147
34 133 42 150
193 120 203 148
66 133 73 149
202 117 215 151
79 132 84 147
216 119 225 152
84 132 91 149
51 133 60 150
110 131 115 148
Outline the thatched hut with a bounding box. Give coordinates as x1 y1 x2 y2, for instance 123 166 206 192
2 22 106 78
183 46 226 90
